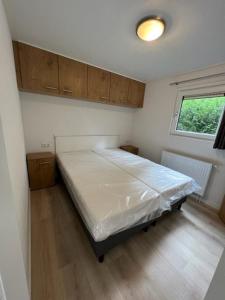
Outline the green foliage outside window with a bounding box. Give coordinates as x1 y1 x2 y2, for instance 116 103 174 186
176 96 225 135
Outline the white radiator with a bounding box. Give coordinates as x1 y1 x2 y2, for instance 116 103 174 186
161 150 212 197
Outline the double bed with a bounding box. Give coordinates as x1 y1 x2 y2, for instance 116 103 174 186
55 135 199 262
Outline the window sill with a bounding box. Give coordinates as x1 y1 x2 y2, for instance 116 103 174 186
170 130 215 141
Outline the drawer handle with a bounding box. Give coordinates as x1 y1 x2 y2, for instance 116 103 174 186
63 89 73 93
39 162 50 165
100 96 108 100
45 86 58 90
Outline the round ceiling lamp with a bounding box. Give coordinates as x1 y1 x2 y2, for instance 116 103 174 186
136 16 165 42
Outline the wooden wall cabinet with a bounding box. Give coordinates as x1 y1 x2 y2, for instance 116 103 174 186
18 42 59 95
13 41 145 108
87 66 110 102
128 79 145 107
12 41 22 89
110 73 129 105
59 56 87 98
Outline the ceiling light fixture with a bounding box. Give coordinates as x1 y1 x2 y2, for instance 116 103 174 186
136 16 165 42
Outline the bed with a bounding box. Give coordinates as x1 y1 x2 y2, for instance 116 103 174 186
55 135 199 262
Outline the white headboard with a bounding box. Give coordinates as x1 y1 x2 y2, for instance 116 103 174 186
55 135 120 153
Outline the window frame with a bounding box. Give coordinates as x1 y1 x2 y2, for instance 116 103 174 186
170 85 225 140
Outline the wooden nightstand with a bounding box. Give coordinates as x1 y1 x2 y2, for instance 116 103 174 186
120 145 139 155
27 152 56 190
219 195 225 224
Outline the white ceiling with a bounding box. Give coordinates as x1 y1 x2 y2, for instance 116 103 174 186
4 0 225 82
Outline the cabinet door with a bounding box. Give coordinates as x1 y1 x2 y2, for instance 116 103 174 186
39 158 55 188
27 160 41 190
87 66 110 102
18 42 59 94
27 158 55 190
12 41 22 89
59 56 87 98
110 73 129 105
128 79 145 107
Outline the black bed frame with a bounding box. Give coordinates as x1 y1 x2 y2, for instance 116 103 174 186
82 198 186 263
64 173 187 263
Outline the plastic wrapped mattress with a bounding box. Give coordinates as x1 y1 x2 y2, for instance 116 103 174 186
95 148 200 206
57 151 169 242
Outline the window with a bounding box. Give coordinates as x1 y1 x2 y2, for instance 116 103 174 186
171 90 225 140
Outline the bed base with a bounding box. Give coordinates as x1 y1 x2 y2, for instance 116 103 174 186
69 187 187 263
57 160 187 262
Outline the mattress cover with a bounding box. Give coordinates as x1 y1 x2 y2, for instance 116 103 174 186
95 148 200 205
57 151 168 241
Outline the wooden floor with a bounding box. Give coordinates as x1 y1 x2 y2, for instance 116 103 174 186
31 184 225 300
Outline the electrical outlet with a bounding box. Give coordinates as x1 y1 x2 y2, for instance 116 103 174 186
0 274 6 300
41 143 50 148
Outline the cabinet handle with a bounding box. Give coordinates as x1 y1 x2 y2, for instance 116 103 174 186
39 162 50 165
63 89 73 93
100 96 108 100
45 86 58 90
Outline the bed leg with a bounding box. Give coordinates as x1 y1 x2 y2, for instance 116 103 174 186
151 221 157 227
143 226 149 232
177 203 182 211
98 255 104 263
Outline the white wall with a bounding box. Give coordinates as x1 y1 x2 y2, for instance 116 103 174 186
20 93 135 153
0 120 29 300
132 64 225 209
0 0 29 298
204 250 225 300
0 0 29 267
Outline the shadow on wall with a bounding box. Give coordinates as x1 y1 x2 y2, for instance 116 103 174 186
20 91 135 113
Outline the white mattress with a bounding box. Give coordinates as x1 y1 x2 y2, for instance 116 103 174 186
57 151 167 242
95 148 200 205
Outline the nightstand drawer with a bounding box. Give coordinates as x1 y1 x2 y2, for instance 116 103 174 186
27 152 55 190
